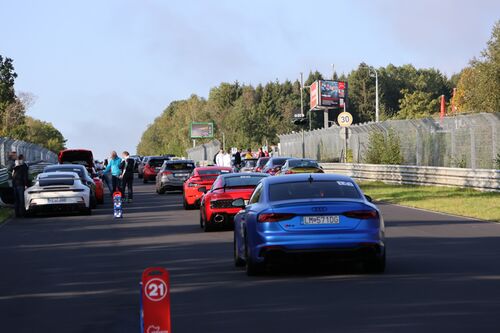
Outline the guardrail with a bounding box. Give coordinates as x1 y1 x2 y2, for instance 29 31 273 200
320 163 500 191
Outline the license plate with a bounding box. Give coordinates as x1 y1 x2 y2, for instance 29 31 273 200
302 215 339 225
175 173 189 177
48 198 66 204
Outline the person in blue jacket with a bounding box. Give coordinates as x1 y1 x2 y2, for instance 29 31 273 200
103 151 122 194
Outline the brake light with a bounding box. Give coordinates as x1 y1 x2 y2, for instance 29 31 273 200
285 170 293 174
343 210 378 219
258 213 295 222
162 171 172 176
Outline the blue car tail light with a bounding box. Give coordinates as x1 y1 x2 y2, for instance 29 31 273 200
258 213 295 223
342 210 378 219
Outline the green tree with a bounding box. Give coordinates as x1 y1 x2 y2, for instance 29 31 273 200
365 128 403 165
455 21 500 112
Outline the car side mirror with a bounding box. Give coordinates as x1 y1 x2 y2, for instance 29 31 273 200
232 198 246 208
198 186 207 193
365 195 373 202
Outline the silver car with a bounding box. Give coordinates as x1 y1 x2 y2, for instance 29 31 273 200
155 160 195 194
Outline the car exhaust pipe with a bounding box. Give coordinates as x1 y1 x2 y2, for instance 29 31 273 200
214 214 225 223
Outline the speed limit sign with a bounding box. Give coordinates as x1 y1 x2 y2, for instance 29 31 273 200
337 111 353 127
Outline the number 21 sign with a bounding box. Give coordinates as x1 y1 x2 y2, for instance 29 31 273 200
141 267 171 333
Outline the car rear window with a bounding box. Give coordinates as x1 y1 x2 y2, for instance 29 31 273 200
288 160 319 168
269 180 361 201
198 169 230 175
272 158 288 166
45 167 84 178
243 160 257 167
224 175 267 187
39 175 75 186
257 158 269 167
149 159 166 167
166 162 195 170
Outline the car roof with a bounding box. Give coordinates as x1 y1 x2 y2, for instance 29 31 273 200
263 173 354 185
165 159 194 163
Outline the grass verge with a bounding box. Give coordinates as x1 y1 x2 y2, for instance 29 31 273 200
0 208 12 225
358 181 500 222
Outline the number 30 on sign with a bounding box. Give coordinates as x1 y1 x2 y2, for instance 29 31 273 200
337 111 353 127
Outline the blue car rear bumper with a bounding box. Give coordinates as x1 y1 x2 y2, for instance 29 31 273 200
251 231 385 263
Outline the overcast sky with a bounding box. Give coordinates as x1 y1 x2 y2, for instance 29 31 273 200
1 0 499 158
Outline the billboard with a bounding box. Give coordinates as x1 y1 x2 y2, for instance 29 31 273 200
190 122 214 139
310 80 347 110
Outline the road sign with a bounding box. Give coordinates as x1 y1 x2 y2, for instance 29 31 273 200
141 267 171 333
337 111 353 127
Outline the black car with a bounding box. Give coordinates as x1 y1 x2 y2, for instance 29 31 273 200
261 157 291 175
43 164 98 208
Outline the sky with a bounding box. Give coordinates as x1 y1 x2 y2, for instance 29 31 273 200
1 0 499 159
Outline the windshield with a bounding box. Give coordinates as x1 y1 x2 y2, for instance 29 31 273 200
166 162 195 170
269 180 361 201
288 160 319 168
223 175 267 188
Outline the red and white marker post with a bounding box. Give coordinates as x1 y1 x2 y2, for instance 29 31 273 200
141 267 171 333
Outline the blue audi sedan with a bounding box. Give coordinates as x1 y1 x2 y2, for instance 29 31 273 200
232 173 385 275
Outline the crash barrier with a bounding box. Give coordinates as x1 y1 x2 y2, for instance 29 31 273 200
141 267 171 333
186 139 221 162
321 163 500 191
280 112 500 169
0 137 58 166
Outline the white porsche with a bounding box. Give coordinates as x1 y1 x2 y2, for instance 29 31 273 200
25 172 92 216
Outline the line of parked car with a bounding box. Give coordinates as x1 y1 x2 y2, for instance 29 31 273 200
141 154 386 276
23 149 104 216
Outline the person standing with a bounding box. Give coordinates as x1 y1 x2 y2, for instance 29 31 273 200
120 151 135 203
101 159 112 193
103 151 122 194
258 147 265 158
215 149 224 167
222 149 232 167
245 148 253 159
233 149 242 171
12 154 29 217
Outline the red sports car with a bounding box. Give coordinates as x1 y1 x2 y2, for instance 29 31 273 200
183 166 232 209
199 173 269 232
143 156 171 183
58 149 104 204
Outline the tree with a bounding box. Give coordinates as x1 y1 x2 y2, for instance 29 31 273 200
455 21 500 112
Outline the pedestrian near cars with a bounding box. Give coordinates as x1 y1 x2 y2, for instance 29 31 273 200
234 149 242 170
258 147 265 158
222 149 232 167
120 151 135 203
245 148 253 159
101 158 113 192
215 149 225 167
12 154 29 218
103 151 122 194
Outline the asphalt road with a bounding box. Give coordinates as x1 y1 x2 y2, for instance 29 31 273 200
1 179 500 333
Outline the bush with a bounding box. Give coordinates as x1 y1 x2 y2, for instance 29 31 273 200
365 128 403 165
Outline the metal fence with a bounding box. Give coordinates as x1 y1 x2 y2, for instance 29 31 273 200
279 113 500 169
186 140 221 163
321 163 500 191
0 138 58 166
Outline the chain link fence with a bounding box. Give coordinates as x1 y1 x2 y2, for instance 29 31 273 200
0 138 58 166
186 140 221 163
279 113 500 169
